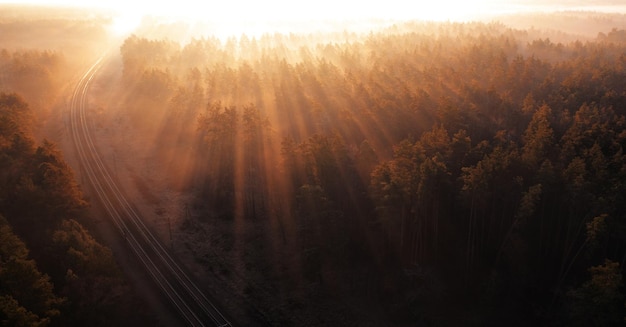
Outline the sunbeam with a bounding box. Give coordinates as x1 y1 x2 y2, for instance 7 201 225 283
4 2 626 326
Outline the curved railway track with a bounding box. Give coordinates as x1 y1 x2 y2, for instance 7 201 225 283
69 56 231 327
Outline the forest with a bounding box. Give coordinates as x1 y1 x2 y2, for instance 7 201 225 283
0 93 157 326
108 13 626 326
0 7 153 326
1 5 625 327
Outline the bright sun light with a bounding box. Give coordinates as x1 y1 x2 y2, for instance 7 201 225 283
149 0 496 21
16 0 508 36
109 12 143 35
107 0 501 35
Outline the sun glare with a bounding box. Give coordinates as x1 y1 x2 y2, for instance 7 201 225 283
93 0 503 39
118 0 496 22
14 0 528 38
109 12 142 35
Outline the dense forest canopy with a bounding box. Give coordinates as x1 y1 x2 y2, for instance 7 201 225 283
105 15 626 325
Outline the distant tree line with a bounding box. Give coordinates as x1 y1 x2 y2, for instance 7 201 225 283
0 50 66 114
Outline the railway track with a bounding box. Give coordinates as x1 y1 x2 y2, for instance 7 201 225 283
69 56 231 327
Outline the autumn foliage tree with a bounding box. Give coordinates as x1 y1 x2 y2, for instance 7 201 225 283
0 93 151 326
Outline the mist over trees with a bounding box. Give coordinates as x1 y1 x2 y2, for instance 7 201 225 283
112 16 626 325
0 93 153 326
0 8 154 326
0 6 111 125
1 4 625 326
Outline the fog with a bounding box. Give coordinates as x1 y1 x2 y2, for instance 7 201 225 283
2 2 626 326
9 0 626 38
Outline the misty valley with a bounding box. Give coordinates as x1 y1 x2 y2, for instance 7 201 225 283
1 4 626 327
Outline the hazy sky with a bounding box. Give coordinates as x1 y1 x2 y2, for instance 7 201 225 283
5 0 625 21
3 0 626 28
